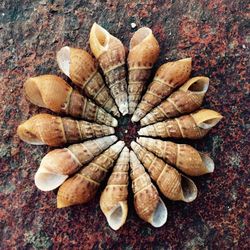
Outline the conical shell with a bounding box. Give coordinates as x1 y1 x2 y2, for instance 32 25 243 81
141 76 209 126
132 58 192 122
57 141 125 208
57 46 120 117
24 75 118 127
131 142 197 202
128 27 160 114
138 109 223 139
34 135 117 191
89 23 128 115
137 137 214 176
130 151 168 227
17 114 115 146
100 147 129 230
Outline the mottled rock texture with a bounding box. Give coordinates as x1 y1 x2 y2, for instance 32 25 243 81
0 0 249 249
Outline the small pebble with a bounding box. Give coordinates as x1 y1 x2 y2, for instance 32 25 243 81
131 23 137 29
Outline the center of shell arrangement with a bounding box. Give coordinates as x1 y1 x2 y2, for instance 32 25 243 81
17 22 222 231
115 115 140 147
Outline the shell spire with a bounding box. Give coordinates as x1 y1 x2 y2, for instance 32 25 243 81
130 151 168 227
137 137 214 176
57 141 125 208
34 135 117 191
128 27 160 114
131 142 198 202
24 75 118 127
138 109 223 139
132 58 192 122
141 76 209 126
17 114 115 146
89 23 128 115
100 147 129 230
57 46 120 117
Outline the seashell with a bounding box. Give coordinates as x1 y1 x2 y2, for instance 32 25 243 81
131 142 197 202
89 23 128 115
17 113 115 146
57 46 120 117
57 141 125 208
130 151 168 227
138 109 223 139
24 75 118 127
132 58 192 122
137 137 214 176
127 27 160 114
34 135 117 191
140 76 209 126
100 147 129 230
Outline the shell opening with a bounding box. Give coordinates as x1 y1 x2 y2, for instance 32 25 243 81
192 109 222 129
181 175 197 202
150 198 168 228
57 46 70 77
90 23 110 58
106 202 127 230
200 153 215 173
17 124 44 145
35 170 68 191
24 78 46 108
188 78 209 93
130 27 152 49
198 117 222 129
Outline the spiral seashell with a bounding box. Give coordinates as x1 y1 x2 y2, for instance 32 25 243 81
57 46 120 117
137 137 214 176
100 147 129 230
34 135 117 191
128 27 160 114
89 23 128 115
140 76 209 126
130 151 168 227
131 142 197 202
57 141 125 208
24 75 118 127
17 114 115 146
138 109 223 139
132 58 192 122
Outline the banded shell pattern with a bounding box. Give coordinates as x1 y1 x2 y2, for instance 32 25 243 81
18 24 222 231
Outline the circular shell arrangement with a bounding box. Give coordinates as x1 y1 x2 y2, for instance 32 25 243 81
17 23 222 230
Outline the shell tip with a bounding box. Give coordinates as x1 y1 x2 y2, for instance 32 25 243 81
111 118 118 127
119 103 129 116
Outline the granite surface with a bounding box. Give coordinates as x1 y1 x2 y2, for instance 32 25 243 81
0 0 249 249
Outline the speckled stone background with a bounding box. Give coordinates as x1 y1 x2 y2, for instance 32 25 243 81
0 0 249 249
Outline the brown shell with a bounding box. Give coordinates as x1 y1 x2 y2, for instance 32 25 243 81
89 23 128 115
138 109 222 139
140 76 209 126
100 147 129 230
131 142 197 202
132 58 192 122
34 135 117 191
24 75 118 127
130 151 167 227
57 46 120 117
57 141 125 208
17 113 115 146
127 27 160 114
137 137 214 176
